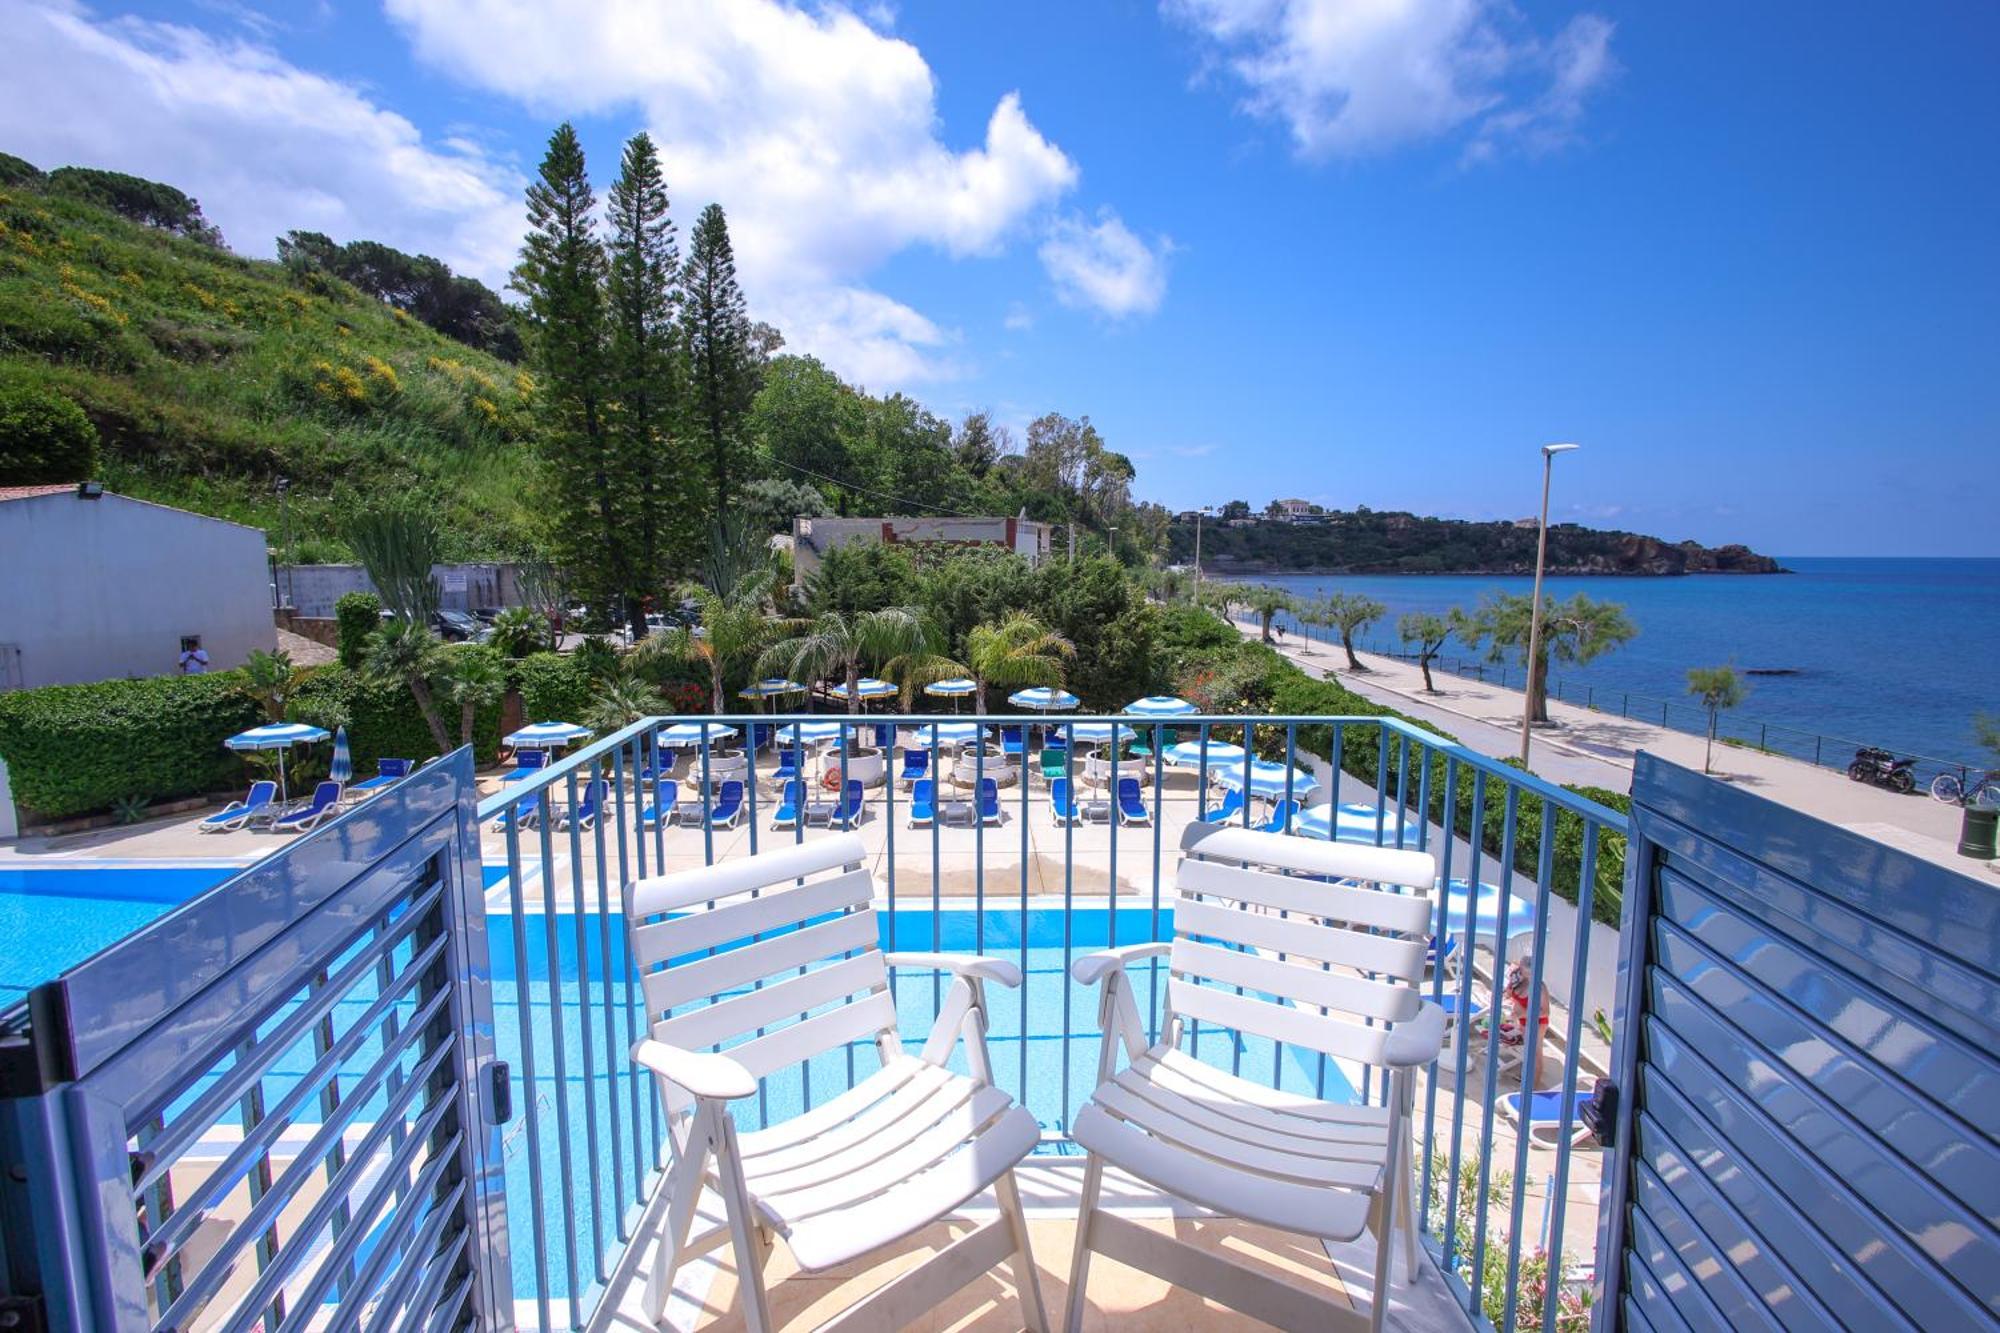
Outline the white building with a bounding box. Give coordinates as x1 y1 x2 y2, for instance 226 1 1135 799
791 516 1053 584
0 485 274 691
1272 497 1317 521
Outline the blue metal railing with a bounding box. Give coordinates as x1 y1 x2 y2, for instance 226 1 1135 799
475 709 1628 1332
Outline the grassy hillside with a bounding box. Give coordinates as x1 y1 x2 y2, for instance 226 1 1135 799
0 177 538 558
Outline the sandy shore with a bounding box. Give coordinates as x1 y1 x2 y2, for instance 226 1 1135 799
1231 618 1989 873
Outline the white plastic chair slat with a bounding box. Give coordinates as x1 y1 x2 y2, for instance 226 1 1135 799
1170 977 1391 1067
1174 895 1424 981
1179 857 1433 935
1071 1104 1373 1241
745 1066 970 1183
736 1058 935 1162
775 1107 1042 1272
630 867 872 966
1171 938 1419 1024
724 989 899 1083
630 832 867 915
653 953 888 1055
1133 1050 1388 1137
756 1084 1015 1223
641 911 880 1018
1090 1081 1382 1188
1183 823 1435 891
1105 1068 1383 1160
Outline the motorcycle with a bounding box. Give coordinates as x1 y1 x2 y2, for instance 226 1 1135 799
1847 746 1917 795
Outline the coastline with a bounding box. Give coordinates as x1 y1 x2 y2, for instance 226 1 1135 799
1225 616 1981 872
1198 564 1791 577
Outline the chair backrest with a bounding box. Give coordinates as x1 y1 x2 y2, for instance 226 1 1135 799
627 834 895 1115
715 779 744 807
1170 826 1436 1070
842 779 864 810
1117 777 1141 798
309 780 341 809
519 748 548 770
247 779 277 804
912 779 934 806
904 748 928 771
776 779 802 810
1052 777 1074 808
380 758 412 778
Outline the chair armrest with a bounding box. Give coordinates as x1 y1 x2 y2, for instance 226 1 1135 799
884 952 1024 988
1071 943 1171 988
631 1039 758 1101
1383 1001 1446 1068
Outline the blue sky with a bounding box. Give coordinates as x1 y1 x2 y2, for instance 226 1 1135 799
3 1 1994 556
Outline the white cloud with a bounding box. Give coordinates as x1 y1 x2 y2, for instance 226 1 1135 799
1003 303 1034 332
1038 209 1171 318
1165 0 1615 161
0 1 525 283
384 0 1094 381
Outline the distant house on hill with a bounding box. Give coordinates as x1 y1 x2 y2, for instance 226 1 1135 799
0 485 273 691
791 515 1053 585
1271 497 1317 522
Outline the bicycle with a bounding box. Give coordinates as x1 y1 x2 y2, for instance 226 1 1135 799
1931 768 2000 805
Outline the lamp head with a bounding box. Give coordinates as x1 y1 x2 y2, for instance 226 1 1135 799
1543 442 1580 458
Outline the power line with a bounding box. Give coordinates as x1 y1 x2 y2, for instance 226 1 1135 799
764 454 982 519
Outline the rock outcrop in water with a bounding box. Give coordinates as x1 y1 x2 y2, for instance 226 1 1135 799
1172 509 1788 576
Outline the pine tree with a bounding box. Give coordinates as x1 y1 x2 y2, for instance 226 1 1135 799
605 132 689 616
513 124 637 635
681 203 756 514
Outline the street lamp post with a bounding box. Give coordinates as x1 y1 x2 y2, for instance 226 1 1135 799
1193 506 1212 588
275 476 293 611
1520 443 1579 765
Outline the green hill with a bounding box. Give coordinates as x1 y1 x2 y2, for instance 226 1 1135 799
0 165 537 558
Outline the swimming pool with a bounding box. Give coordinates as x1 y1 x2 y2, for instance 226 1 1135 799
0 861 520 1004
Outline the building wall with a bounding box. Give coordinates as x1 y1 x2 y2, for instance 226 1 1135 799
275 563 523 619
791 516 1052 583
0 492 274 689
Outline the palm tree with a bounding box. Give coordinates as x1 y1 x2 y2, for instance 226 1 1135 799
367 618 452 752
585 668 663 734
964 612 1074 713
758 606 940 713
438 646 506 747
637 571 784 713
239 648 302 723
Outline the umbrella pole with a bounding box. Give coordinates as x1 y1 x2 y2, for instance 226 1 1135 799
278 748 289 805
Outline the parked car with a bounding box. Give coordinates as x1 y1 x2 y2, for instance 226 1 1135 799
432 610 484 641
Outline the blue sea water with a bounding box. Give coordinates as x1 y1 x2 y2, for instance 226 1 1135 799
1262 556 1999 767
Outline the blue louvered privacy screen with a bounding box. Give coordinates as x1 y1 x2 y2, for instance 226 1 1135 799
1597 754 2000 1330
0 751 509 1331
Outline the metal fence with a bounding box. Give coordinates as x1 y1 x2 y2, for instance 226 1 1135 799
0 752 508 1332
476 710 1626 1332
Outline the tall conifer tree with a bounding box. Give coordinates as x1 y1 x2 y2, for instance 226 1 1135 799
605 132 687 613
681 203 756 513
514 124 637 635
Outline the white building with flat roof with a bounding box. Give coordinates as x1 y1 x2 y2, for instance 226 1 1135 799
791 516 1053 584
0 485 273 690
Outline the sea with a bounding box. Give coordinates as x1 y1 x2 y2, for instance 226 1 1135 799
1259 557 1998 772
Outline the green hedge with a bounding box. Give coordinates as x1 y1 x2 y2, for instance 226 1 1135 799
0 673 261 819
292 658 503 771
334 591 381 669
512 651 593 725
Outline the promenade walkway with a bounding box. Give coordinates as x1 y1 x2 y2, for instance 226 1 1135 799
1233 618 1985 872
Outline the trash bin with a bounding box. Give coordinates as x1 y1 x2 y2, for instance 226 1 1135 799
1959 805 1999 861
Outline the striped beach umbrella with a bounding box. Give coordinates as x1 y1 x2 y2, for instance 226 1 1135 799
1213 760 1320 798
1437 878 1537 942
1161 739 1247 768
1123 695 1198 717
852 677 898 701
1295 802 1424 846
781 720 850 745
1009 686 1080 711
924 678 976 697
657 721 740 746
506 721 592 749
1065 721 1137 747
225 722 331 802
738 678 805 700
328 726 353 786
905 721 985 746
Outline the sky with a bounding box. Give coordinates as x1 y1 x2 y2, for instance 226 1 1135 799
2 1 1994 557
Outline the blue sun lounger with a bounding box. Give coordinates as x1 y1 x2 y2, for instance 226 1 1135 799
639 780 678 829
557 779 608 831
271 781 342 834
1500 1087 1596 1148
824 779 865 830
1115 776 1150 826
1257 799 1302 833
898 748 929 785
707 780 745 830
1049 777 1083 826
347 757 412 798
908 779 936 829
1201 787 1245 824
978 777 1002 826
199 780 277 832
770 779 806 830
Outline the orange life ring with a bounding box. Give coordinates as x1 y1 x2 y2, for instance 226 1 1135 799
821 768 843 792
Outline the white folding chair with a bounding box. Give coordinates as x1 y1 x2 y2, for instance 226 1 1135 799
626 833 1050 1331
1064 825 1444 1333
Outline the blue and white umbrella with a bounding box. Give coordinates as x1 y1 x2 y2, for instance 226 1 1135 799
1437 878 1537 943
1213 760 1320 798
657 721 740 746
776 720 849 745
328 726 353 786
1065 721 1138 747
1009 686 1080 712
1124 695 1198 717
924 678 976 697
1162 739 1247 768
1295 802 1424 846
851 677 899 701
905 721 986 746
739 678 805 700
226 722 331 802
507 721 592 749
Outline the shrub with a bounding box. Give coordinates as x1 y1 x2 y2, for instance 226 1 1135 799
334 591 382 669
0 378 98 484
0 673 261 820
292 660 501 770
46 167 224 246
0 152 43 187
513 651 593 725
